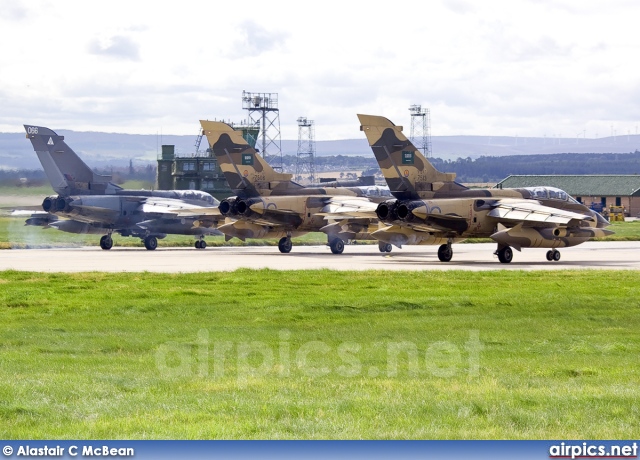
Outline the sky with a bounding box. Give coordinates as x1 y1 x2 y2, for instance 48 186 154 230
1 0 639 140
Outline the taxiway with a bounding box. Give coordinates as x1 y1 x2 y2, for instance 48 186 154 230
0 242 638 272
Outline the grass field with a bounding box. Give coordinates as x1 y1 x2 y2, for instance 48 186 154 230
1 269 639 439
0 181 154 200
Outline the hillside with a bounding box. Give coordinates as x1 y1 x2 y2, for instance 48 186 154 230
3 129 640 170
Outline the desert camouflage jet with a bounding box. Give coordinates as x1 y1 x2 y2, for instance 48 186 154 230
199 120 385 254
24 125 222 250
357 114 612 263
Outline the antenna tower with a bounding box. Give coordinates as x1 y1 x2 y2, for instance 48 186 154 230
194 127 204 153
296 117 316 183
242 90 282 169
409 104 432 157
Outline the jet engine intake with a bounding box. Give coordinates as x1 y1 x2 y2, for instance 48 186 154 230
56 196 70 212
375 199 399 222
219 197 237 216
43 195 71 213
553 228 568 237
235 198 261 217
42 196 56 212
395 200 424 222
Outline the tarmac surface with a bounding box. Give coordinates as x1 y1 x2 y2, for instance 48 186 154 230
1 242 639 272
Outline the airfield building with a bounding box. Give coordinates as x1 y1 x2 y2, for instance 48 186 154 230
156 125 259 200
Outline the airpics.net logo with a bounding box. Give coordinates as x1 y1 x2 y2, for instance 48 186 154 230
155 329 483 386
549 442 638 459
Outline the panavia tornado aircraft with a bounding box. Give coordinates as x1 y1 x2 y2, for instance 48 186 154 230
199 120 385 254
23 125 222 250
357 114 613 263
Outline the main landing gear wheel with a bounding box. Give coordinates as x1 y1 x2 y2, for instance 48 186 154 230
195 240 207 249
378 242 392 253
99 235 113 250
144 235 158 251
546 249 561 261
329 238 345 255
437 244 453 262
497 246 513 264
278 237 292 253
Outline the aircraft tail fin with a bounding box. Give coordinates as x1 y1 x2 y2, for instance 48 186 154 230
200 120 301 197
24 125 118 196
357 114 463 199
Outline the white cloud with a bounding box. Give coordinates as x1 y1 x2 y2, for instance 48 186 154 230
0 0 639 141
88 35 141 61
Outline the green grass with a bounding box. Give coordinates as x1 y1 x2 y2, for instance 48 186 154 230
0 185 53 198
1 269 639 439
0 181 154 206
595 219 640 241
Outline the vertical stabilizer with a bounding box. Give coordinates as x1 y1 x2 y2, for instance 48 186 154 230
357 114 463 200
200 120 302 197
24 125 117 196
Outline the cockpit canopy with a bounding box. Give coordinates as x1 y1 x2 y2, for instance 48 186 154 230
172 190 218 205
524 186 579 204
358 185 392 197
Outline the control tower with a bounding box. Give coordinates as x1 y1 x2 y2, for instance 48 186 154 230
409 104 432 158
296 117 316 183
242 91 282 168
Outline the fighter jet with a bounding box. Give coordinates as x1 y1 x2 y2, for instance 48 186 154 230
357 114 613 263
24 125 222 250
198 120 384 254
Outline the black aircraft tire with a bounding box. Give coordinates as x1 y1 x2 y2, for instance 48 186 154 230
200 241 207 250
437 244 453 262
546 250 553 261
553 250 561 261
278 237 292 254
330 238 345 255
144 236 158 251
498 246 513 264
100 235 113 250
378 242 392 253
195 241 201 249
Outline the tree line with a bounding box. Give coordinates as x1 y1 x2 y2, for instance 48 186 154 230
3 151 639 188
284 151 640 183
430 151 640 182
